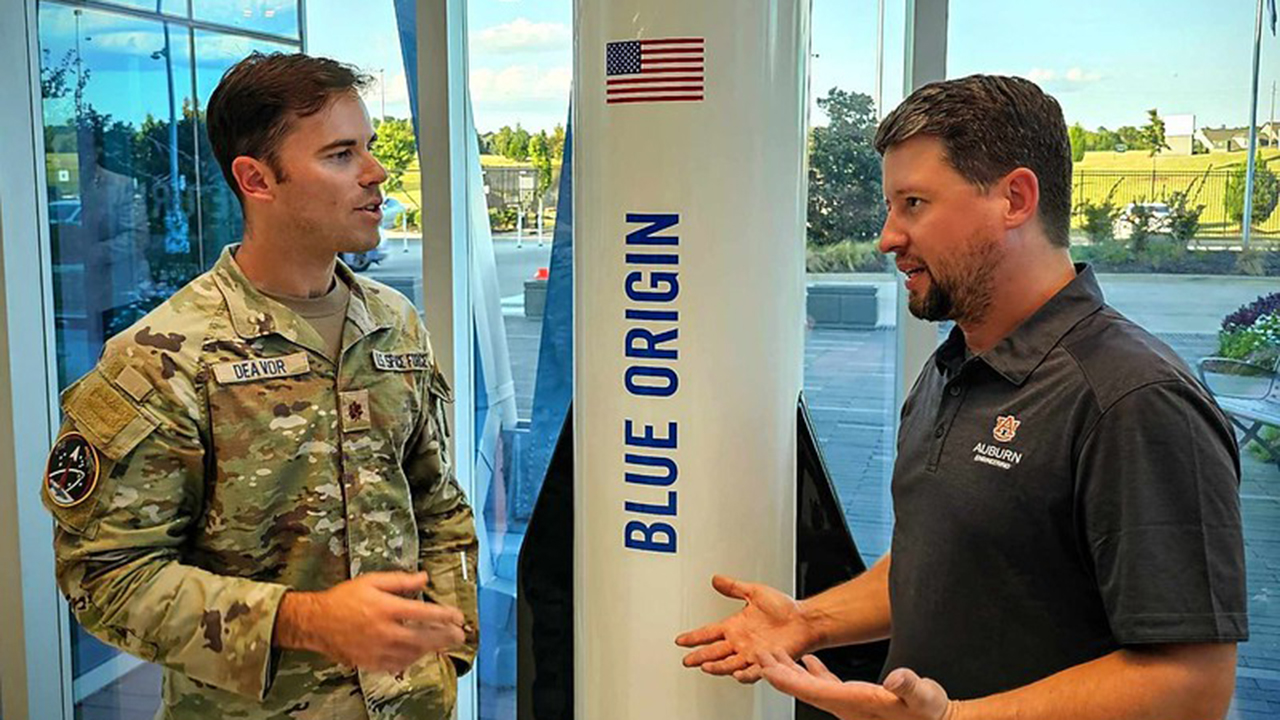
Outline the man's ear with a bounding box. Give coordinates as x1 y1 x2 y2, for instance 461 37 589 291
230 156 276 203
1002 167 1040 231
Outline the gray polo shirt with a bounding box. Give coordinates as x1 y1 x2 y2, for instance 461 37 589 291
883 264 1247 699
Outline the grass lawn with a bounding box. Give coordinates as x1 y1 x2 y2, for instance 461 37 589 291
1073 149 1280 236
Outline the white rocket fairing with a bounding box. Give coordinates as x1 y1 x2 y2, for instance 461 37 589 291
573 0 810 716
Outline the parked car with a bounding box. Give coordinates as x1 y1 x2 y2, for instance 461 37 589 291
1113 202 1172 240
340 197 404 271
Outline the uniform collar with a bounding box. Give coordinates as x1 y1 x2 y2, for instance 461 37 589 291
211 244 390 353
935 263 1105 386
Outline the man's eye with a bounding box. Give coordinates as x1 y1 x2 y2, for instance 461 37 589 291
906 197 923 208
332 149 352 160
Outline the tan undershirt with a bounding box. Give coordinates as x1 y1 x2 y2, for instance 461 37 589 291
262 276 351 362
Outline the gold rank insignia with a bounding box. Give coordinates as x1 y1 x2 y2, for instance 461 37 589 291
45 432 101 507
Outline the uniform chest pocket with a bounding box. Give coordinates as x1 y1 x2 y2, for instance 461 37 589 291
362 350 428 459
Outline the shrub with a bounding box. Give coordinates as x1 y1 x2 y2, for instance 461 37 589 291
806 240 888 273
1164 192 1204 243
1079 199 1121 243
1222 291 1280 332
1226 154 1280 227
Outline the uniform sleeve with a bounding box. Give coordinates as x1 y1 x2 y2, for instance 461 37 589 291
402 341 480 676
43 366 289 700
1076 379 1248 645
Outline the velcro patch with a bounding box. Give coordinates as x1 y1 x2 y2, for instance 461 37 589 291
372 350 432 372
115 366 154 403
212 352 310 384
45 432 100 508
63 371 156 461
340 389 372 432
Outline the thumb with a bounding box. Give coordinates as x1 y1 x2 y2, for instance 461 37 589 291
711 574 749 601
884 667 952 719
883 667 922 700
362 571 429 595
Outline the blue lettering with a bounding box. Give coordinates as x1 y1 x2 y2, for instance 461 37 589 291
625 271 679 303
625 453 677 486
625 420 677 449
625 366 678 397
626 328 678 361
625 491 678 516
625 520 677 553
625 213 680 245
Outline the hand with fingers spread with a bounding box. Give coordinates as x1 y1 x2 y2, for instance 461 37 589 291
759 650 954 720
674 574 820 684
275 571 467 674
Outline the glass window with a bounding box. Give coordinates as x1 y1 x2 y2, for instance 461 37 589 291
192 29 295 260
465 1 571 716
948 2 1280 712
93 0 188 18
36 2 300 717
193 0 300 41
805 0 906 564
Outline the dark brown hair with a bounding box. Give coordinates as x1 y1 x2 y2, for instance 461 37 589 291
874 74 1073 247
206 52 373 200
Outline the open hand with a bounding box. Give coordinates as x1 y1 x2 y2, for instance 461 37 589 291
759 650 955 720
674 575 819 684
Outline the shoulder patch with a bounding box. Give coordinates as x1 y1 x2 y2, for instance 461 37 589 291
45 432 100 507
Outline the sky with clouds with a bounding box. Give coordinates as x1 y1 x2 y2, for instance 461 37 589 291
40 0 1280 136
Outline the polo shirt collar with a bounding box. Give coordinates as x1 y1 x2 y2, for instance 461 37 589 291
935 263 1105 385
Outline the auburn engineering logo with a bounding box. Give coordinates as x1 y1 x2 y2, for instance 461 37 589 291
992 414 1021 443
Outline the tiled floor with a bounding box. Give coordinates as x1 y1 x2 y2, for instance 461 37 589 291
76 321 1280 719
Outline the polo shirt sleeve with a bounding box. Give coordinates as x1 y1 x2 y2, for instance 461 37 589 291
1076 379 1248 645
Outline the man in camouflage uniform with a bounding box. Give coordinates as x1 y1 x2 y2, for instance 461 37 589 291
42 52 477 719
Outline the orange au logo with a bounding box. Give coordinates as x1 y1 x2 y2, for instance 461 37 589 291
993 415 1021 443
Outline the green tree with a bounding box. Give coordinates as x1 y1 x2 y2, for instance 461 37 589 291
549 123 566 160
492 125 514 157
1068 123 1087 162
1116 125 1147 151
807 87 884 245
371 117 420 209
528 131 553 197
1226 153 1280 227
1139 108 1172 158
508 125 531 161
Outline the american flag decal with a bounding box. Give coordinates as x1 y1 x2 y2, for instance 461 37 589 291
605 37 705 105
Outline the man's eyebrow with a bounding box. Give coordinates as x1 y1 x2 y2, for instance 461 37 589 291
317 138 357 153
317 134 377 153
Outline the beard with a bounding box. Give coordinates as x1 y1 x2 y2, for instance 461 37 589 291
906 235 1003 325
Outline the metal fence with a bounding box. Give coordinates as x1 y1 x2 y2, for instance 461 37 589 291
481 164 562 213
1072 169 1280 239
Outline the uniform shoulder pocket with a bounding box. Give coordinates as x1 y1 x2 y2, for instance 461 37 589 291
62 369 158 462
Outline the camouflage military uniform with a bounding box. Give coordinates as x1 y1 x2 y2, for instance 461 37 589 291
42 245 478 719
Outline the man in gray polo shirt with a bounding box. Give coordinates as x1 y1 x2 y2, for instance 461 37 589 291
676 75 1246 720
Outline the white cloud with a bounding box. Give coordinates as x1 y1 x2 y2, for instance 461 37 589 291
1024 67 1101 87
361 69 411 118
471 19 570 54
470 64 571 104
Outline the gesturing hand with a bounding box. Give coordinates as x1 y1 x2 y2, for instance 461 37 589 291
759 650 955 720
279 571 466 674
674 574 819 684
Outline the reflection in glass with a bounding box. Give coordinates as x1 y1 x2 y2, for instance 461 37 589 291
37 3 300 718
193 30 294 261
193 0 300 40
92 0 189 17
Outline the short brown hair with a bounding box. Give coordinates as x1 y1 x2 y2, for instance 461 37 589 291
874 75 1073 247
206 52 373 200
